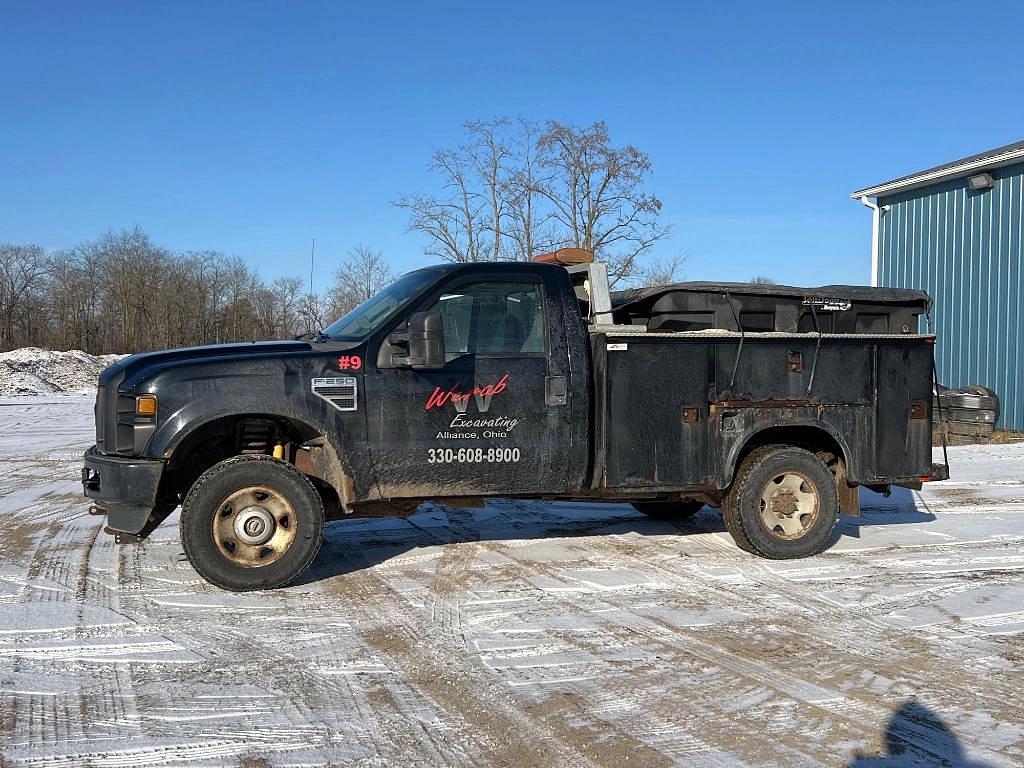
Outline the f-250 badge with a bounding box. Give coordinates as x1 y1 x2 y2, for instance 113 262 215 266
425 373 509 413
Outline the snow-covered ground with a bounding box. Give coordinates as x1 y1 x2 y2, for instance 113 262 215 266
0 348 125 396
0 397 1021 767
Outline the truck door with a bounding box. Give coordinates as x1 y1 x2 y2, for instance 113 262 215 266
364 273 572 500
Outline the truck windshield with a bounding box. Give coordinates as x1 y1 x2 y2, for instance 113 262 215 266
322 269 439 340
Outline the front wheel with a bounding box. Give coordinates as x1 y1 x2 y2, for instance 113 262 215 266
180 455 325 591
723 446 838 559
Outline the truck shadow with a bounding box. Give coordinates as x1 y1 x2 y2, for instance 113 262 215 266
847 697 995 767
840 485 938 540
302 500 706 582
298 486 937 583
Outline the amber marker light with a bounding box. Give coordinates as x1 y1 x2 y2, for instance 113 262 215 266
136 395 158 416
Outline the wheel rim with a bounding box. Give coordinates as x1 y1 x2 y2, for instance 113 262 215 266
212 486 297 567
758 471 820 540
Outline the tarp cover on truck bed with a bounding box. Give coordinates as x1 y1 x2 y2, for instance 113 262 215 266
610 281 931 335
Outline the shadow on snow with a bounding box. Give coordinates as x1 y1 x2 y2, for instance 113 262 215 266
297 483 935 583
848 697 996 768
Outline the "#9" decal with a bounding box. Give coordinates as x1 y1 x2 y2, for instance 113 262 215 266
338 355 362 370
427 447 521 464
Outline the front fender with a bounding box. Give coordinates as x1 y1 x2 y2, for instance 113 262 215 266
139 358 368 504
139 352 357 458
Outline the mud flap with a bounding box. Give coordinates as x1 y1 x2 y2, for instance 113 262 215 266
835 460 860 517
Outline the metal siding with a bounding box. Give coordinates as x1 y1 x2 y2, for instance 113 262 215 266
877 161 1024 430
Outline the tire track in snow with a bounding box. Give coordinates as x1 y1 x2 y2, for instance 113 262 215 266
3 399 1023 767
325 527 671 768
475 535 1019 767
91 525 489 766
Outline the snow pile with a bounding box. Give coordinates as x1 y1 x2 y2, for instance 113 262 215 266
0 347 126 396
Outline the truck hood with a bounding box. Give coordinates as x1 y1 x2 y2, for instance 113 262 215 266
100 340 359 391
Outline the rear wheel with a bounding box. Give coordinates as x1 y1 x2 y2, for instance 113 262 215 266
723 446 838 559
632 498 704 520
180 455 324 591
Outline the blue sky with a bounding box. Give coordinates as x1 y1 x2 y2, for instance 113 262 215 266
2 1 1023 288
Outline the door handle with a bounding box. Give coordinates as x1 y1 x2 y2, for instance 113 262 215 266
545 376 568 406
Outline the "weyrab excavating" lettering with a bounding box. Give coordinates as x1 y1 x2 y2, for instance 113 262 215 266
425 373 510 413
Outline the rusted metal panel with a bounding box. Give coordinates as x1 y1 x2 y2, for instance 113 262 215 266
594 331 932 493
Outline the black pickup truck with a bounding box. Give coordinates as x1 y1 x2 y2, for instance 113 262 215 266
83 249 947 590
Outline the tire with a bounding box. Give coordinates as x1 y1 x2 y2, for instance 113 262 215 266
722 446 775 554
180 454 325 591
632 499 704 520
944 407 997 425
723 446 838 559
947 420 996 438
936 385 999 415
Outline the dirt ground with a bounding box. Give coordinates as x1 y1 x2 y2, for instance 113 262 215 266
1 396 1022 767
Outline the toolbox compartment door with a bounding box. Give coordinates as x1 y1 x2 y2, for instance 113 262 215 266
599 338 711 489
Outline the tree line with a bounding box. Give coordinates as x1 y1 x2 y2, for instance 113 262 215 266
0 232 394 354
2 119 680 354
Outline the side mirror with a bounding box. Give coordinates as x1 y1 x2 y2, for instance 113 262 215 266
393 311 446 369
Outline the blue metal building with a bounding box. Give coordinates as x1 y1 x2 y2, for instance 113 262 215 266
852 140 1024 431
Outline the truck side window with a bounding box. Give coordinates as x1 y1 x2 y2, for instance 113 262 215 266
430 281 545 359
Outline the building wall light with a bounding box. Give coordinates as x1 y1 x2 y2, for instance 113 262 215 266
967 172 996 190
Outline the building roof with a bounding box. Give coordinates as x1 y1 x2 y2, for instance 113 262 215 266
850 139 1024 199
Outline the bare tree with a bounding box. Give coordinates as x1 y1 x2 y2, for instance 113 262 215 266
329 245 395 318
296 292 330 336
750 275 777 284
0 244 50 349
634 252 687 287
395 119 519 264
502 118 555 261
395 118 669 285
269 275 304 336
394 137 491 263
466 119 513 262
537 121 668 285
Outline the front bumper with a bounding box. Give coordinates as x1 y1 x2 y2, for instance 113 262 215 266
82 446 165 534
